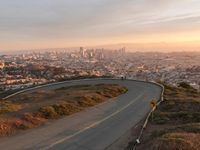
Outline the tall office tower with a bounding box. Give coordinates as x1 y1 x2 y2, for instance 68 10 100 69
79 47 86 58
122 47 126 54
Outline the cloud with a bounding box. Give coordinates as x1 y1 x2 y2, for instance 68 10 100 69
0 0 200 50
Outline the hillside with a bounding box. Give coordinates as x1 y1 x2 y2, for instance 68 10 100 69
127 83 200 150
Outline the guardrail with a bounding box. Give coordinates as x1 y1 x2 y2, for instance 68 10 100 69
131 81 165 150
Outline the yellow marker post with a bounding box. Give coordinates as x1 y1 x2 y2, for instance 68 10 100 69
150 100 157 121
150 100 157 109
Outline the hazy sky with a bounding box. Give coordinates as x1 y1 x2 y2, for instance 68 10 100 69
0 0 200 51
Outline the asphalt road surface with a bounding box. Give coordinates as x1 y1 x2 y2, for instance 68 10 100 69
0 79 162 150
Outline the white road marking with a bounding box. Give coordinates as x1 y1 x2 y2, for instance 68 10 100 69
42 93 144 150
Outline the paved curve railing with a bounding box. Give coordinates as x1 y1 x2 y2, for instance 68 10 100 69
2 78 164 150
2 78 164 100
131 81 165 150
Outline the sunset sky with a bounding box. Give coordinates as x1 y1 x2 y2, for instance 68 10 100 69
0 0 200 51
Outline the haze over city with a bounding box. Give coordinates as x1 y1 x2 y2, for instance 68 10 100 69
1 1 200 150
0 0 200 52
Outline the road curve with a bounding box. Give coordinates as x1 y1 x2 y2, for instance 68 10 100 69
0 79 162 150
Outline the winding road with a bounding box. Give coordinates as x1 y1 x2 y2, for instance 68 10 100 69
0 79 162 150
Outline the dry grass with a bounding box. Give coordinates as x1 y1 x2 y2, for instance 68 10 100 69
0 101 22 114
39 103 83 119
0 120 16 136
131 83 200 150
38 84 128 119
0 84 128 137
150 132 200 150
0 113 47 136
152 84 200 125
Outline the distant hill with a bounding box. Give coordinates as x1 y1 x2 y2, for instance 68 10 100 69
1 41 200 54
90 41 200 52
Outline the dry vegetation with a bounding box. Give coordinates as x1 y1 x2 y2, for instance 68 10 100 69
0 84 128 137
129 83 200 150
0 101 22 114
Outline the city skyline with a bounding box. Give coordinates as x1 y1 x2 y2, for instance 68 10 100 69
0 0 200 51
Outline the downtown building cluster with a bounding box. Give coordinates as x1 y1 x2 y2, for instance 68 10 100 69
0 48 200 93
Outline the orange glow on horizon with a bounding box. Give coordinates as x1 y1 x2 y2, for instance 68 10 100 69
0 30 200 51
